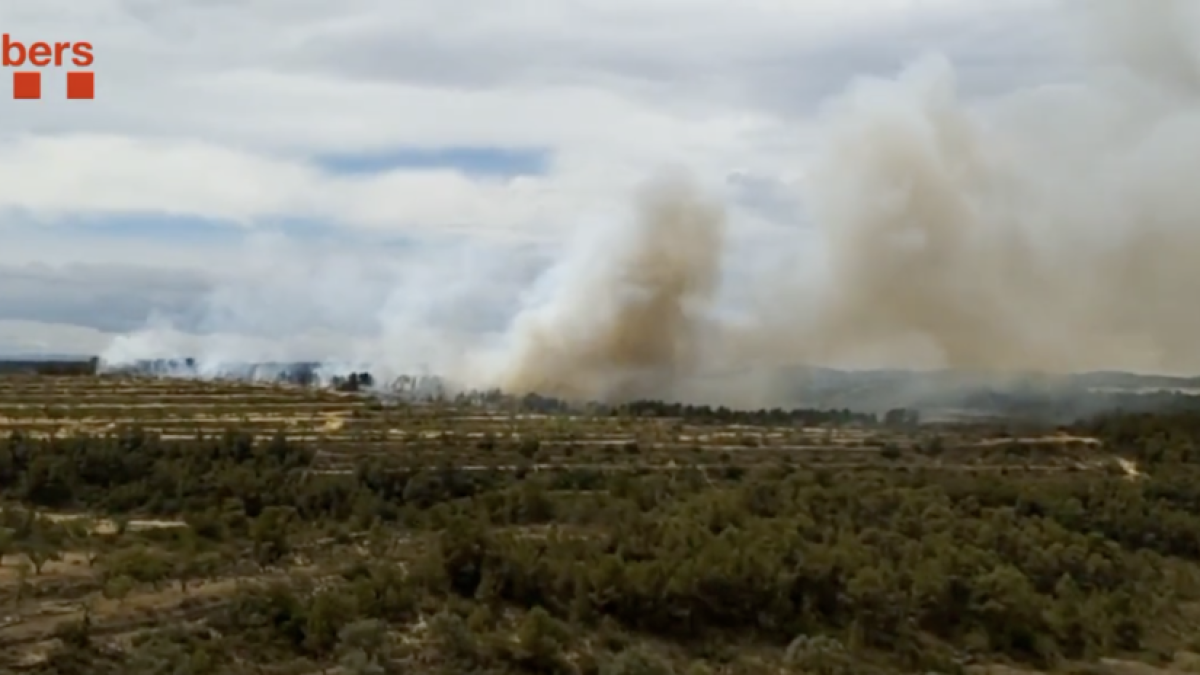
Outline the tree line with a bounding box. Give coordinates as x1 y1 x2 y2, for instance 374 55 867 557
3 407 1200 672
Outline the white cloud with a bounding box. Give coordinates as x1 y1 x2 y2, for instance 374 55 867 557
0 320 112 356
0 0 1070 355
0 0 1061 231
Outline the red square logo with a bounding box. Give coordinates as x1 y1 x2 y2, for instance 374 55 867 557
13 71 40 99
67 71 93 100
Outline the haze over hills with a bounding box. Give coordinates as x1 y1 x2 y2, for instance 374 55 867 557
9 354 1192 421
0 354 94 361
669 366 1200 418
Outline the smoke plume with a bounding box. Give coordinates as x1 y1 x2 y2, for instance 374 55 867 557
784 0 1200 376
102 0 1200 404
481 176 725 401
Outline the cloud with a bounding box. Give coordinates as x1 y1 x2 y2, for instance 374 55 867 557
0 320 112 357
0 134 575 234
0 0 1058 231
0 262 208 334
0 0 1075 371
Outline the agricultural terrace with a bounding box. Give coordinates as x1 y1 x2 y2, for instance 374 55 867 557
0 374 1193 675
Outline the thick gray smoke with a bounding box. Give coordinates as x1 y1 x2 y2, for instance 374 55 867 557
479 176 725 400
782 0 1200 376
102 0 1200 404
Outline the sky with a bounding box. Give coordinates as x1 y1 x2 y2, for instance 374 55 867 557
0 0 1075 359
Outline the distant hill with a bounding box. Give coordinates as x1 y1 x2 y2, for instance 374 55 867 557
2 356 1199 422
0 356 99 375
0 353 93 361
763 366 1200 421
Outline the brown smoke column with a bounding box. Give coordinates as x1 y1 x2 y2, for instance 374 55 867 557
491 175 725 401
787 0 1200 377
478 0 1200 404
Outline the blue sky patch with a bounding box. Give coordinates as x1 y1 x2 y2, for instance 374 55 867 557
316 146 550 176
35 213 429 248
46 213 246 243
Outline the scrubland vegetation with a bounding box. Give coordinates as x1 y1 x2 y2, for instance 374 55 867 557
1 373 1200 674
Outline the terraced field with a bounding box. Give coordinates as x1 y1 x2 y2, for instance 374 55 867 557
0 374 1176 674
0 374 1124 475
